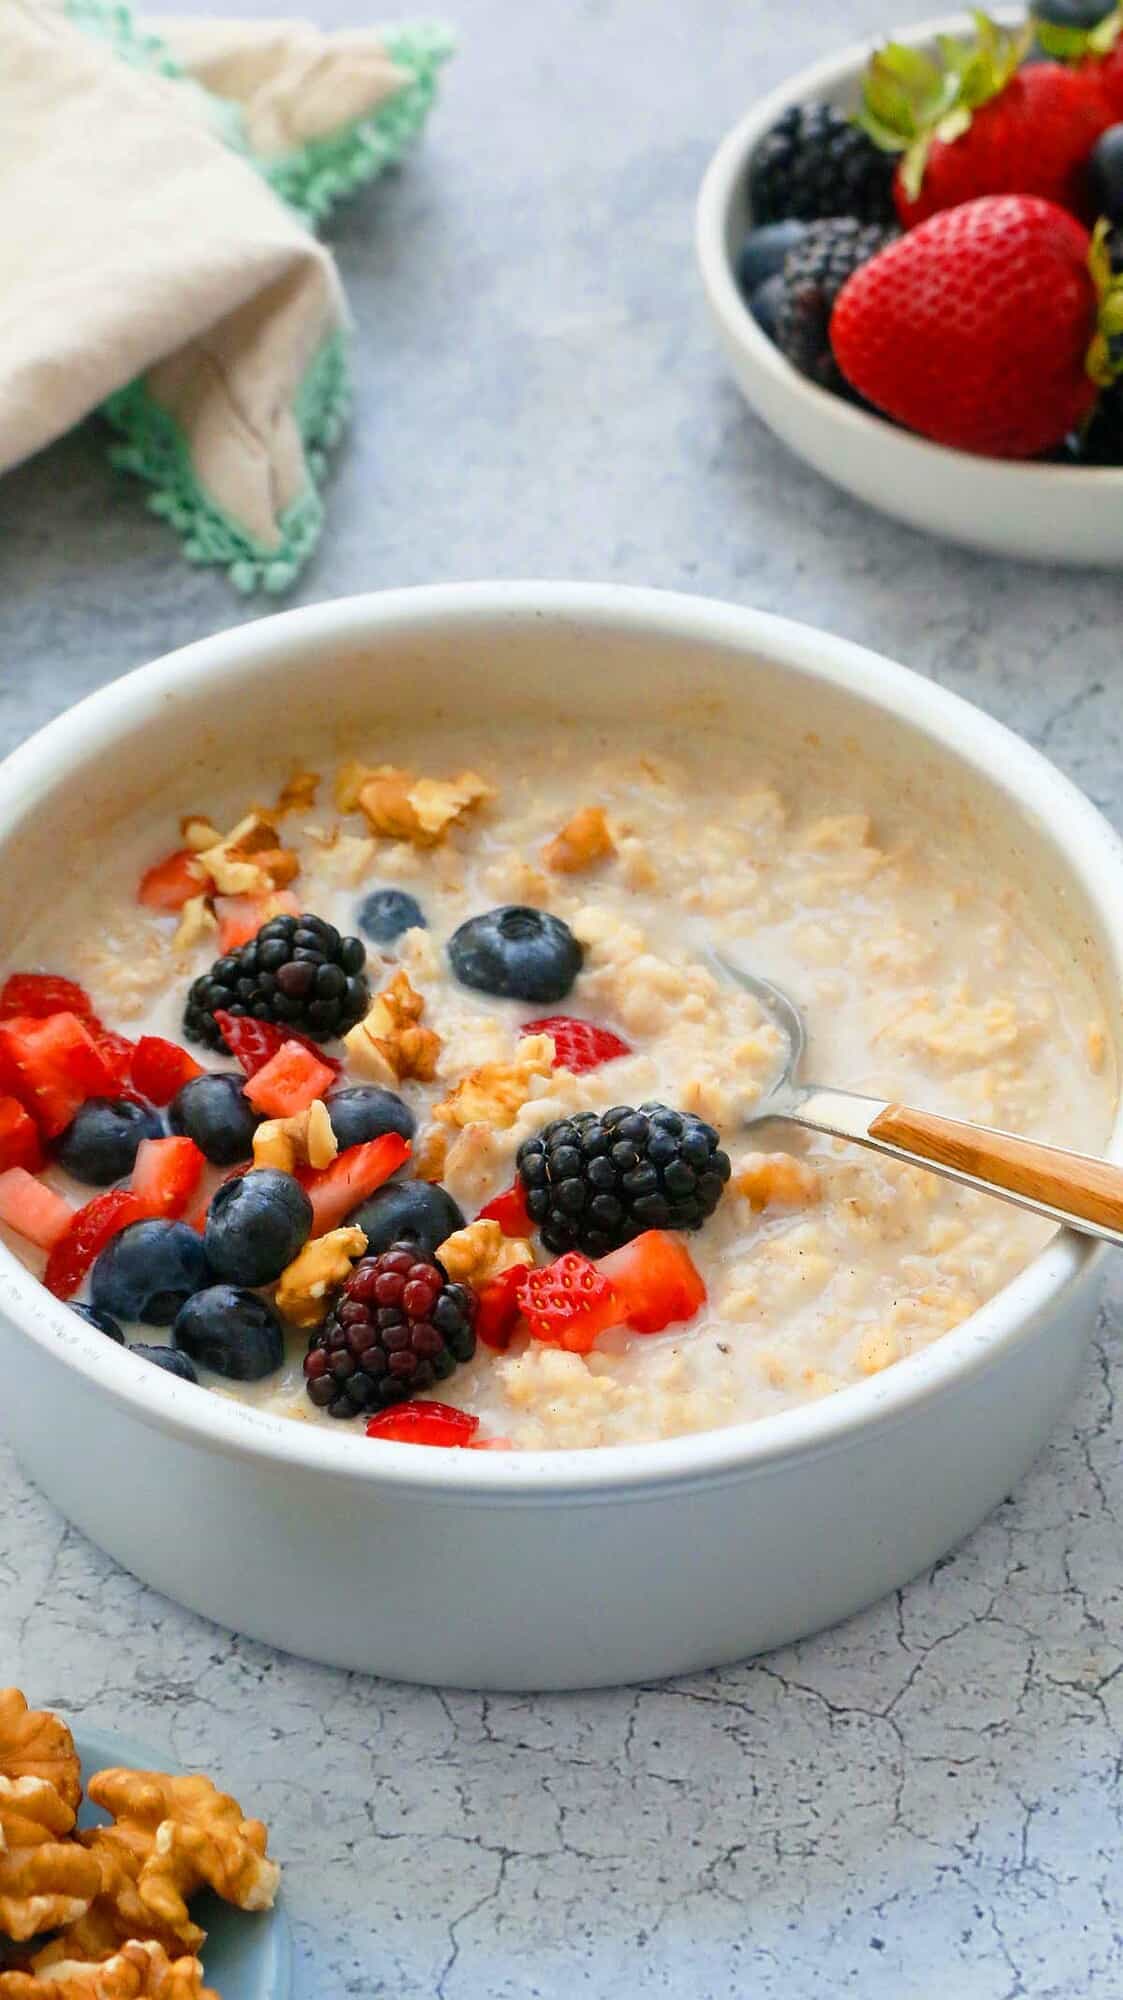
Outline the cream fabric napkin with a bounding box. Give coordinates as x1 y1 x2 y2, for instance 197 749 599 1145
0 1 450 590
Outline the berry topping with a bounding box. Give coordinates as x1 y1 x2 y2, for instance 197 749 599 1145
173 1286 285 1382
473 1262 531 1351
304 1242 477 1419
130 1037 205 1107
0 1012 124 1139
517 1104 731 1258
130 1343 199 1383
749 101 897 227
211 1012 345 1080
130 1136 206 1220
55 1097 164 1188
356 888 427 945
0 974 97 1023
91 1219 212 1326
597 1230 707 1334
242 1041 337 1120
1089 121 1123 222
184 914 369 1051
477 1181 534 1236
520 1015 632 1076
72 1302 125 1342
735 218 808 297
137 849 209 913
0 1098 44 1176
517 1253 622 1353
298 1134 410 1238
365 1401 480 1446
215 892 301 954
0 1169 73 1250
204 1168 313 1287
769 218 899 394
91 1031 137 1093
346 1176 464 1260
44 1189 145 1300
169 1072 261 1166
448 906 583 1004
326 1084 416 1151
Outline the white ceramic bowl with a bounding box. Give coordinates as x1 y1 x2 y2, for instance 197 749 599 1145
695 11 1123 565
1 583 1121 1690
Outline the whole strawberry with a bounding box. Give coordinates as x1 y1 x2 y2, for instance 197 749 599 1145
830 196 1117 459
859 15 1114 225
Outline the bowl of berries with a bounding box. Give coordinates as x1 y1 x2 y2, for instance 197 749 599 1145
696 4 1123 561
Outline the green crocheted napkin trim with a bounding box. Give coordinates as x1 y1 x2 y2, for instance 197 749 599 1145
63 0 450 591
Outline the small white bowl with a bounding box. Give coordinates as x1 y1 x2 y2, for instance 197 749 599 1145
696 10 1123 565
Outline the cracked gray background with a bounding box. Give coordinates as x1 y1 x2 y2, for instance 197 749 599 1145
2 0 1122 1993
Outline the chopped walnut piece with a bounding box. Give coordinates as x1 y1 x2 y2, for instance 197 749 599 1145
196 812 299 899
434 1036 555 1132
411 1127 448 1183
1 1941 218 2000
275 770 320 816
0 1693 81 1814
344 971 441 1086
276 1226 367 1329
543 805 615 875
736 1153 821 1212
35 1818 192 1969
171 898 218 956
340 761 494 847
0 1776 99 1943
436 1220 534 1285
253 1100 338 1175
179 818 223 855
81 1770 279 1947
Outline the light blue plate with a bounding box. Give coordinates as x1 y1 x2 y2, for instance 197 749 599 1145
73 1729 291 2000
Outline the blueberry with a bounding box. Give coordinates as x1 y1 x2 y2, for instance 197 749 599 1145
357 888 426 945
55 1098 163 1187
1034 0 1115 23
204 1168 312 1287
130 1343 199 1383
173 1286 285 1382
448 906 583 1004
750 273 785 342
91 1221 211 1327
71 1302 124 1343
735 219 806 297
348 1179 465 1259
1089 124 1123 225
327 1085 416 1150
169 1072 261 1166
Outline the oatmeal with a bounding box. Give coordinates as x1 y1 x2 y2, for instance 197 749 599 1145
0 723 1113 1451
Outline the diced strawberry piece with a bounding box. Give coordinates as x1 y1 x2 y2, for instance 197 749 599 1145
0 974 98 1024
137 848 209 912
243 1042 337 1120
0 1170 74 1251
215 892 300 954
466 1436 517 1450
597 1230 706 1335
298 1134 410 1238
517 1252 623 1354
365 1401 480 1446
44 1188 144 1300
477 1182 533 1236
474 1262 531 1351
0 1098 43 1174
90 1029 136 1094
131 1036 206 1107
131 1136 206 1220
0 1013 119 1139
214 1012 343 1078
521 1014 632 1075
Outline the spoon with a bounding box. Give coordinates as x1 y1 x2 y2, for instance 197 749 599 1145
711 952 1123 1249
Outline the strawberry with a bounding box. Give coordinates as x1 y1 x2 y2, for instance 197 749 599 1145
365 1400 481 1446
0 1098 43 1175
137 849 210 913
858 18 1114 226
44 1188 144 1299
474 1262 531 1350
130 1036 205 1107
0 1012 120 1139
89 1030 136 1094
215 891 301 954
520 1015 632 1075
597 1230 706 1334
830 197 1120 458
243 1042 337 1120
0 1170 74 1251
477 1182 534 1236
214 1011 343 1080
517 1253 623 1354
297 1134 410 1237
131 1136 206 1220
0 974 98 1024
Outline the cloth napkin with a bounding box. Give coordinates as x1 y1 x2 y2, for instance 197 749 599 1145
1 0 451 590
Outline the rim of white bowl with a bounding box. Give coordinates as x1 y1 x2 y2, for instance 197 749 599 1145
3 583 1122 1500
694 8 1123 494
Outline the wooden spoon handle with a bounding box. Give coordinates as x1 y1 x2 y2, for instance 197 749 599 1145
868 1103 1123 1234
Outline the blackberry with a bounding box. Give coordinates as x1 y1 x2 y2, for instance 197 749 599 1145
749 102 896 227
1067 384 1123 465
303 1242 476 1419
184 912 369 1051
517 1103 732 1259
773 218 898 394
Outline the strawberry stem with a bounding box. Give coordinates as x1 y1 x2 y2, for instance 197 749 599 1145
1086 221 1123 389
856 10 1031 199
